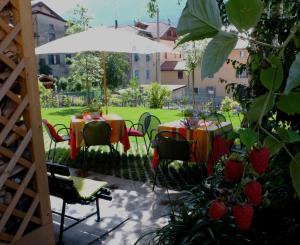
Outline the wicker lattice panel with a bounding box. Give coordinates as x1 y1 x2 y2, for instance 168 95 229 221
0 0 54 243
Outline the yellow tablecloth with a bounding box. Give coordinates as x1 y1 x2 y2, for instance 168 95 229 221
156 121 233 163
70 114 130 159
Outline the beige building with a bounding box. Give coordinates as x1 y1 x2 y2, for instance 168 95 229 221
32 1 69 78
161 39 249 103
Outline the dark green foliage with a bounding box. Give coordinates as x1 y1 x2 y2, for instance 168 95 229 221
38 58 52 75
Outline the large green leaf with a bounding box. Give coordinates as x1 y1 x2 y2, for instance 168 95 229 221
201 31 238 79
277 128 300 143
177 0 221 41
284 52 300 94
278 92 300 115
289 153 300 198
238 128 258 150
260 56 283 91
226 0 263 32
177 29 218 46
264 136 283 156
248 93 276 122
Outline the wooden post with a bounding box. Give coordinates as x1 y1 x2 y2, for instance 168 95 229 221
102 51 108 114
0 0 55 243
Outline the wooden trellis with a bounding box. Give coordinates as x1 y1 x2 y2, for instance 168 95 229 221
0 0 54 243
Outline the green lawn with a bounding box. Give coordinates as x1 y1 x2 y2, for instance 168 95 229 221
41 106 241 128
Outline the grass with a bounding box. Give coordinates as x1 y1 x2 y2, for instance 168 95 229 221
41 106 241 128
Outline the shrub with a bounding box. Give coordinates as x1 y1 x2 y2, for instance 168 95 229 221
146 82 171 108
220 96 240 112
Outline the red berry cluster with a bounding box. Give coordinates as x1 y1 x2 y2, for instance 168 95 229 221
209 147 270 230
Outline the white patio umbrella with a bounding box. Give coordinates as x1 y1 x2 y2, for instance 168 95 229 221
35 27 173 113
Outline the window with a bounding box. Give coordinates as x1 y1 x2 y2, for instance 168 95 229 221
49 24 55 31
178 71 183 79
65 54 72 65
240 50 246 58
134 70 139 79
48 33 56 42
208 74 214 78
206 86 216 97
55 54 60 65
193 88 199 94
236 69 248 79
146 54 151 62
146 70 150 80
48 54 60 65
134 53 139 62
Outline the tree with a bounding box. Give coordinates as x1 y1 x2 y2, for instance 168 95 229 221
105 53 130 89
66 5 129 104
38 58 52 75
181 40 208 108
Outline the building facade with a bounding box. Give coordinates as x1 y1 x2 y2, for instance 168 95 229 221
32 1 69 78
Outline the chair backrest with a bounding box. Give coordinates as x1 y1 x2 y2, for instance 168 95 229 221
155 131 190 161
205 113 226 123
46 163 80 204
146 115 161 141
83 121 111 147
137 112 151 135
42 119 63 142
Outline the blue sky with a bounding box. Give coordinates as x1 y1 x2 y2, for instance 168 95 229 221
33 0 185 27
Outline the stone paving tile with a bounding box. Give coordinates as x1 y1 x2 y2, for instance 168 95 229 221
50 171 180 244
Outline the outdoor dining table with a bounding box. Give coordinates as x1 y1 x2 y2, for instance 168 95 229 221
152 120 233 169
69 114 130 160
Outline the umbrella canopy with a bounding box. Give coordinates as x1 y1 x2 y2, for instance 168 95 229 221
35 27 174 114
35 26 173 54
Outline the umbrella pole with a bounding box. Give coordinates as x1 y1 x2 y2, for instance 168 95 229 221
102 51 108 114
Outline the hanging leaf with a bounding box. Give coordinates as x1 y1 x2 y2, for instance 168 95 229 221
201 31 238 79
226 0 263 32
278 92 300 115
284 52 300 94
248 93 275 122
264 136 283 156
260 56 283 91
177 29 218 46
277 128 300 143
289 153 300 198
238 128 258 150
177 0 222 43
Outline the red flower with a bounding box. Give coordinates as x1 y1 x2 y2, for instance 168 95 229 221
250 147 270 175
209 200 227 220
233 204 254 230
225 159 244 182
244 181 262 206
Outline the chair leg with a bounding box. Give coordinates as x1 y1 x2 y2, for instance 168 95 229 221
47 139 52 160
52 142 57 163
58 200 66 244
152 165 159 191
143 136 147 153
95 198 100 222
135 137 138 149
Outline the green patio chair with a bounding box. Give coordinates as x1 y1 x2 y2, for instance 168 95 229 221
47 163 112 244
125 112 150 149
82 121 116 165
145 114 161 154
152 130 196 190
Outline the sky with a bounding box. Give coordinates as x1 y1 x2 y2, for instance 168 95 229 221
32 0 186 27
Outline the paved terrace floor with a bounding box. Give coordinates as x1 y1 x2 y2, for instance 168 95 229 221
50 168 180 244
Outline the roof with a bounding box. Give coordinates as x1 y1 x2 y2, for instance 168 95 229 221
135 21 175 39
116 25 153 39
31 1 66 22
161 61 186 71
141 84 186 91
